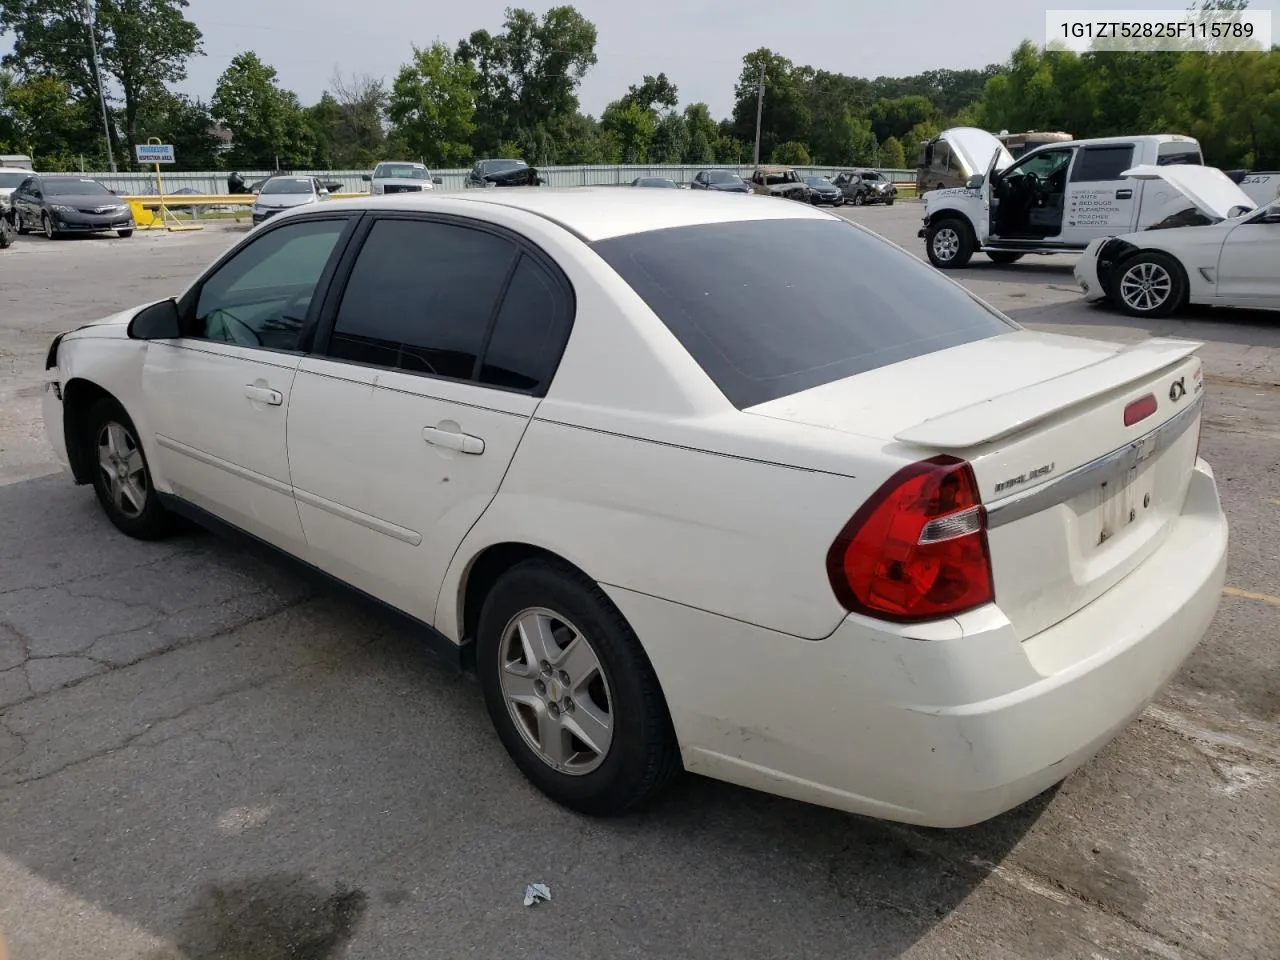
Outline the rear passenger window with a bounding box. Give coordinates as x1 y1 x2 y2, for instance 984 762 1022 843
1071 145 1135 182
480 255 572 392
327 218 517 380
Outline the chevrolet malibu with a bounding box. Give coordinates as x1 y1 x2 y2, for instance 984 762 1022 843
41 189 1228 826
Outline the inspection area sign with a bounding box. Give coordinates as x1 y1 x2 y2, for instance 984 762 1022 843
134 143 175 164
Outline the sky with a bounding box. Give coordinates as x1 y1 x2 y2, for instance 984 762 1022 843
4 0 1279 120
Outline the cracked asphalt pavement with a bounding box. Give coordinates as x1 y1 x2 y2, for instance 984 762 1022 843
0 213 1276 959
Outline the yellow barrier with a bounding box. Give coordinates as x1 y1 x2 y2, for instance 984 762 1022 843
122 193 366 207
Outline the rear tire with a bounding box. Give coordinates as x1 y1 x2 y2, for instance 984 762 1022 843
852 192 865 206
476 558 681 816
1109 251 1187 318
85 397 175 540
925 217 974 269
986 251 1025 264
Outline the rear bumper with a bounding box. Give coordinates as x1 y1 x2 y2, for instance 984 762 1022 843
607 460 1227 827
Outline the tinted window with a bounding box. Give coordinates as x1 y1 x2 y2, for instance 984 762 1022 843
1157 143 1204 166
592 219 1016 409
1071 145 1135 182
478 255 572 392
195 218 348 351
45 178 113 196
327 218 517 380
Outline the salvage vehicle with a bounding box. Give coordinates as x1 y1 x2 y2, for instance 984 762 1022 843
919 129 1207 268
747 165 810 201
251 176 331 226
833 169 897 206
1076 165 1277 317
363 161 443 195
0 165 32 224
465 158 542 188
41 188 1227 828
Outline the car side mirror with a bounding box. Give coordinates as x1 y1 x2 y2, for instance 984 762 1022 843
433 176 442 185
128 299 181 340
965 174 985 189
361 174 371 181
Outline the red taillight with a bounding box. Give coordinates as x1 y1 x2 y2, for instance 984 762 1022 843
1123 394 1158 427
826 456 994 623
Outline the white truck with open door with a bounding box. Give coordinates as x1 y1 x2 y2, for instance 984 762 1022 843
918 128 1207 268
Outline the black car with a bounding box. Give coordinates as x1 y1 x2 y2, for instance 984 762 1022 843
465 158 542 188
803 176 844 206
10 174 134 239
689 169 750 193
630 177 679 188
833 169 897 206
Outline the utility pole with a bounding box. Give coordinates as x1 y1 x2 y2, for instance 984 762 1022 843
752 60 766 165
84 0 116 172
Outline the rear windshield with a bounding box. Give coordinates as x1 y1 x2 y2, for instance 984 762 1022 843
592 218 1017 408
1157 143 1203 166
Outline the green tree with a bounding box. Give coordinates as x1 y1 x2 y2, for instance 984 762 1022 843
456 6 598 160
324 70 388 167
137 91 221 169
879 135 906 169
650 111 688 163
601 99 654 162
387 42 477 166
731 48 810 162
0 0 202 162
622 73 678 112
212 52 311 169
0 70 96 167
771 140 811 165
682 103 719 163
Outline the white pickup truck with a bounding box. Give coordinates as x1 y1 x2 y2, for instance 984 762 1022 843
918 128 1213 268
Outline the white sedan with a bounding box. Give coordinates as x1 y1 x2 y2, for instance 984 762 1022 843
42 188 1228 827
1076 164 1280 317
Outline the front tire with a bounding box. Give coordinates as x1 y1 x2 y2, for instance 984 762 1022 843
117 228 133 238
1110 251 1187 318
42 213 57 240
85 398 174 540
925 217 974 269
476 558 681 816
852 192 865 206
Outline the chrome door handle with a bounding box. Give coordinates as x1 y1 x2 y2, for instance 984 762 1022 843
244 385 283 405
422 426 484 455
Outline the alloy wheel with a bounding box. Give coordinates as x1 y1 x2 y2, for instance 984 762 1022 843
97 420 148 519
932 227 960 262
1119 261 1173 312
498 607 614 775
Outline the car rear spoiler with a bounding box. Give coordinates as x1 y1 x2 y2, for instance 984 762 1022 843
894 338 1202 449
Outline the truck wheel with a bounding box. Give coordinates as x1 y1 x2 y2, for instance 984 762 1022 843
1110 251 1187 318
926 218 974 269
986 251 1024 264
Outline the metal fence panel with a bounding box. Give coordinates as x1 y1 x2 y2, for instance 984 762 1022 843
83 165 915 196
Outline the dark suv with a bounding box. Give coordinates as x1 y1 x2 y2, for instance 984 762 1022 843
833 169 897 206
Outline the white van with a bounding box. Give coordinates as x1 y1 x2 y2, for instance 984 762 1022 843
918 129 1210 268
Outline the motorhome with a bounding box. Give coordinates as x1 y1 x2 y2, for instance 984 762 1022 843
918 129 1211 268
998 131 1073 159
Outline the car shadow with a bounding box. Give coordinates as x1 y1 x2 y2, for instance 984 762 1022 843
0 475 1055 959
1004 299 1280 352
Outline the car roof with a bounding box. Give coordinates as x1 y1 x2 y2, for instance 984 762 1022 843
320 186 836 241
0 166 30 174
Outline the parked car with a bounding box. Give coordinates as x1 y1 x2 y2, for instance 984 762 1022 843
833 169 897 206
465 158 542 188
0 165 32 223
746 165 809 201
363 161 443 195
630 177 679 188
803 176 844 206
251 176 331 225
689 169 750 193
0 209 12 248
10 174 134 239
1075 165 1277 317
1222 169 1280 208
919 128 1206 268
248 174 341 195
41 188 1227 829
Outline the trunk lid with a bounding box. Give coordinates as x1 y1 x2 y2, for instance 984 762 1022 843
747 330 1205 640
